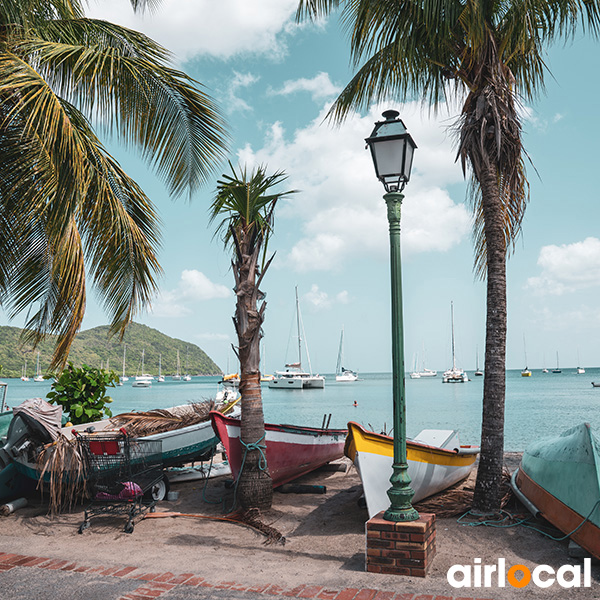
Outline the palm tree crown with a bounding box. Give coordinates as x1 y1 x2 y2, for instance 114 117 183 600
0 0 228 368
297 0 600 513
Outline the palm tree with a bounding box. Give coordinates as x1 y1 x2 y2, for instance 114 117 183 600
297 0 600 513
210 163 296 510
0 0 227 369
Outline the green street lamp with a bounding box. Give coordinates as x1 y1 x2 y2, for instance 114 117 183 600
365 110 419 522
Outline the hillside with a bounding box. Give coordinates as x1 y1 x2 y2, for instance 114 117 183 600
0 323 222 378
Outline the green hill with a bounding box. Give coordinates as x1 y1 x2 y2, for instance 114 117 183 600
0 323 222 378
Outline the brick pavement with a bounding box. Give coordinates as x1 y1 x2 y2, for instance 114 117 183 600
0 552 498 600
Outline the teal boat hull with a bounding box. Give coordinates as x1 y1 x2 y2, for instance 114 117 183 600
515 422 600 558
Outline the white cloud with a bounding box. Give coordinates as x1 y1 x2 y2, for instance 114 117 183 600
151 270 231 317
194 332 230 342
269 72 341 102
86 0 299 62
238 103 470 272
223 72 261 113
527 237 600 295
303 284 348 311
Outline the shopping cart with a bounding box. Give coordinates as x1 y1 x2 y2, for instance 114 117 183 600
77 430 164 534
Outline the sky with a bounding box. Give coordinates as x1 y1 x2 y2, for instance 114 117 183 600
4 1 600 374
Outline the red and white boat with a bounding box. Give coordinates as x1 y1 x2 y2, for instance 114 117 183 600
210 412 347 487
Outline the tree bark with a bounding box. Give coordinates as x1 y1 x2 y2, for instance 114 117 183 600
234 240 273 510
472 164 506 514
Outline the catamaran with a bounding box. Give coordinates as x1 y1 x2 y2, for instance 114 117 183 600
442 302 468 383
269 287 325 389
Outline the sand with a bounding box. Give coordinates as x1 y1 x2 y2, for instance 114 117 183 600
0 453 598 599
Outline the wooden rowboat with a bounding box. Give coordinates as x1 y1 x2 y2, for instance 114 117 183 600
512 422 600 559
344 421 479 519
210 411 347 488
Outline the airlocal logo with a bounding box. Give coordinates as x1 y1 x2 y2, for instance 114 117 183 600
447 558 592 589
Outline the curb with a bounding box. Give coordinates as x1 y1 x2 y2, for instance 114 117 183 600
0 552 497 600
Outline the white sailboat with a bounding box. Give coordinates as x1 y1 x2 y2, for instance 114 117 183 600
269 287 325 389
576 350 585 374
416 343 437 377
183 349 191 381
157 354 165 382
172 350 182 380
21 360 29 382
133 349 153 387
335 327 358 382
33 352 44 382
409 353 421 379
120 345 129 384
474 346 483 377
442 302 468 383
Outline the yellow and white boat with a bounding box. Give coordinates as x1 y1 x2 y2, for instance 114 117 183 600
345 421 480 518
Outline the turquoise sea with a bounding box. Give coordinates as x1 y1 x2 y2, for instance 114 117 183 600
3 369 600 451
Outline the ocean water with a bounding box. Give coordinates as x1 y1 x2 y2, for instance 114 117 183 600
3 369 600 452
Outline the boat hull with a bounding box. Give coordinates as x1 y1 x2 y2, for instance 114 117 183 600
268 375 325 389
345 421 479 519
513 422 600 559
210 412 346 488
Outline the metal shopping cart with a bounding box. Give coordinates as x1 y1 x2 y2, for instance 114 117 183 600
77 430 164 534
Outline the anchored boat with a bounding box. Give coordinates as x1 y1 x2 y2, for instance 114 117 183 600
345 421 479 518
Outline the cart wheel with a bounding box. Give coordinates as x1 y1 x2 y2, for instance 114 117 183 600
148 474 170 502
78 521 90 534
124 522 135 534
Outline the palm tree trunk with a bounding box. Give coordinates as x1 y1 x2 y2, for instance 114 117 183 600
233 241 273 510
472 165 506 514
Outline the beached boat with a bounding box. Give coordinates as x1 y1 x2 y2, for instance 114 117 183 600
345 421 479 519
0 399 240 502
511 423 600 560
591 382 600 388
210 411 346 488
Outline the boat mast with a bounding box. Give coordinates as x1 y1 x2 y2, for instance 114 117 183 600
451 301 456 370
122 345 127 378
336 328 344 376
295 286 302 369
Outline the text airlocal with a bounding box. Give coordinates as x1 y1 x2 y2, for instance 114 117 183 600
447 558 592 589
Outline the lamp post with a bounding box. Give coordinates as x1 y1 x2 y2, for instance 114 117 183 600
366 110 418 522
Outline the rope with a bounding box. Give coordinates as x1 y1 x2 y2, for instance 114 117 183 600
457 499 600 542
226 434 267 512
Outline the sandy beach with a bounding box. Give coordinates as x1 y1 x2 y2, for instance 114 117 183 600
0 453 598 600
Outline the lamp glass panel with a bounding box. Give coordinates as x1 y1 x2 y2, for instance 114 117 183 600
404 144 415 181
371 138 406 179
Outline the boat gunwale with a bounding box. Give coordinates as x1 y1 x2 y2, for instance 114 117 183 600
346 421 479 458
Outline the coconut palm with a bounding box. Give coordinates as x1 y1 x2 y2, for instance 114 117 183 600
0 0 227 369
210 163 296 510
297 0 600 513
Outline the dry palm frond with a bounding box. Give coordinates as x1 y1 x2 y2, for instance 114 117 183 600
109 401 217 436
414 467 513 519
36 434 88 517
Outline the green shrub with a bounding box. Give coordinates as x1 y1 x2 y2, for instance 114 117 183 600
47 362 119 425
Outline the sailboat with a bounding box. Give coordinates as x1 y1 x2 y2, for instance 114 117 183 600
409 353 421 379
521 335 532 377
120 345 129 384
183 348 191 381
260 342 274 382
416 345 437 377
576 351 585 374
269 287 325 389
335 327 358 382
552 351 561 374
474 346 483 376
33 353 44 382
132 349 153 387
20 360 29 382
157 354 165 382
172 350 182 380
442 302 468 383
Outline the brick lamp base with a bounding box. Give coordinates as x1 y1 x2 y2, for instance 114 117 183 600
365 512 436 577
